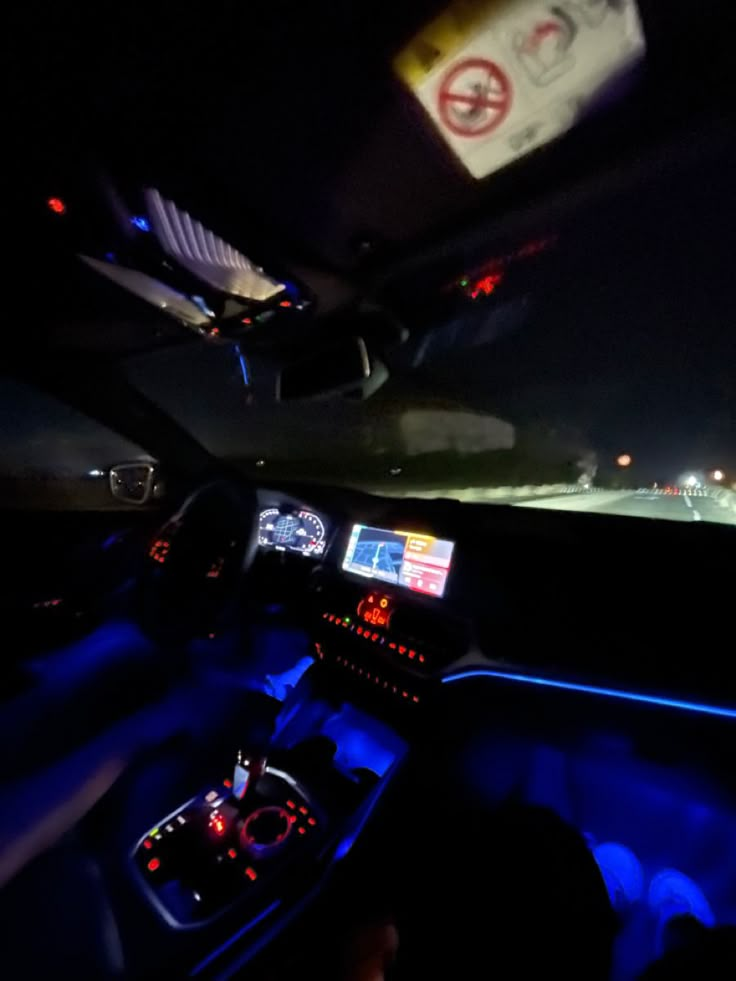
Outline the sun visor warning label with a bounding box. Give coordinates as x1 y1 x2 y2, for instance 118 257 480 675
395 0 645 179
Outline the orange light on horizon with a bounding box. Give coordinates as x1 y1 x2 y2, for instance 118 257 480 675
616 454 633 468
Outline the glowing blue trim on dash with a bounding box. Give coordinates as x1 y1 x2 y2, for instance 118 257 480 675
441 670 736 720
189 900 280 976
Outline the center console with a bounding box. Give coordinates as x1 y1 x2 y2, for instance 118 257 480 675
130 690 406 977
132 752 325 927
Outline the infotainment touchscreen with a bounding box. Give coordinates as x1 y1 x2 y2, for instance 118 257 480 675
342 524 455 598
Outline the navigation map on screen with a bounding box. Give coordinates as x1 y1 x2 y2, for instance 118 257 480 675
342 524 455 598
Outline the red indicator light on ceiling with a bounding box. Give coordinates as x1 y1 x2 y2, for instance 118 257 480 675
47 197 66 215
147 858 161 872
470 272 504 299
245 867 258 881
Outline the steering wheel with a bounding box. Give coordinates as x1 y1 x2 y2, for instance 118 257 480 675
140 480 259 642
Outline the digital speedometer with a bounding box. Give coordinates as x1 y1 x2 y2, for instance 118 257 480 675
258 508 327 557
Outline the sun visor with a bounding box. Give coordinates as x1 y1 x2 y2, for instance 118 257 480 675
395 0 645 179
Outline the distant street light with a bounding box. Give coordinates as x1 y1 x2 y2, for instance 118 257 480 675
712 469 724 482
616 454 632 468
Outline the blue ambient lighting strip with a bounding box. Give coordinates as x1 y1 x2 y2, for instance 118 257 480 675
190 900 281 976
441 670 736 720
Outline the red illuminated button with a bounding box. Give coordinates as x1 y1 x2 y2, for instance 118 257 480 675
286 799 296 810
223 779 233 788
147 858 161 872
245 867 258 881
372 633 379 642
298 826 306 835
398 646 407 655
143 839 153 850
228 848 237 859
408 650 416 660
388 642 397 650
307 817 317 826
209 812 227 836
299 806 308 815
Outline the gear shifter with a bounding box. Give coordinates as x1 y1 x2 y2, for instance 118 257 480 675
233 750 268 804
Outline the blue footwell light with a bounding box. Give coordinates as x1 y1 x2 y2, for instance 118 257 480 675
441 670 736 720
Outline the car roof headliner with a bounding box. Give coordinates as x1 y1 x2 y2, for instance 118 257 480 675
8 1 736 361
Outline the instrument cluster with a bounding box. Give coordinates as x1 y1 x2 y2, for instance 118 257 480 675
258 506 328 558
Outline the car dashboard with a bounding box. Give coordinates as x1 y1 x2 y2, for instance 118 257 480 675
5 482 734 981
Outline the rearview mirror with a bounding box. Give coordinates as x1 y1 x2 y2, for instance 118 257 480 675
109 462 164 505
277 337 388 401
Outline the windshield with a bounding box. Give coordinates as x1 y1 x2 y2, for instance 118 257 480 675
124 152 735 528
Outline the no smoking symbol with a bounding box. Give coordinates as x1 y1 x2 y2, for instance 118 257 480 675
438 58 512 138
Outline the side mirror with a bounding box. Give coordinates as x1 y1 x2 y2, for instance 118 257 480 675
109 462 164 505
277 337 388 401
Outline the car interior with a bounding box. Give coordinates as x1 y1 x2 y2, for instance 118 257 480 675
3 2 735 979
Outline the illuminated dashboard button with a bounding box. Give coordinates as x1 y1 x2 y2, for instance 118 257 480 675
245 867 258 881
388 642 397 650
408 650 416 660
398 645 407 655
143 839 153 850
147 858 161 872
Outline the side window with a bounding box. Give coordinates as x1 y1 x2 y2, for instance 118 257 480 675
0 379 148 510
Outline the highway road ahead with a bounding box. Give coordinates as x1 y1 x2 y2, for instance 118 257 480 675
381 484 736 526
515 489 736 525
